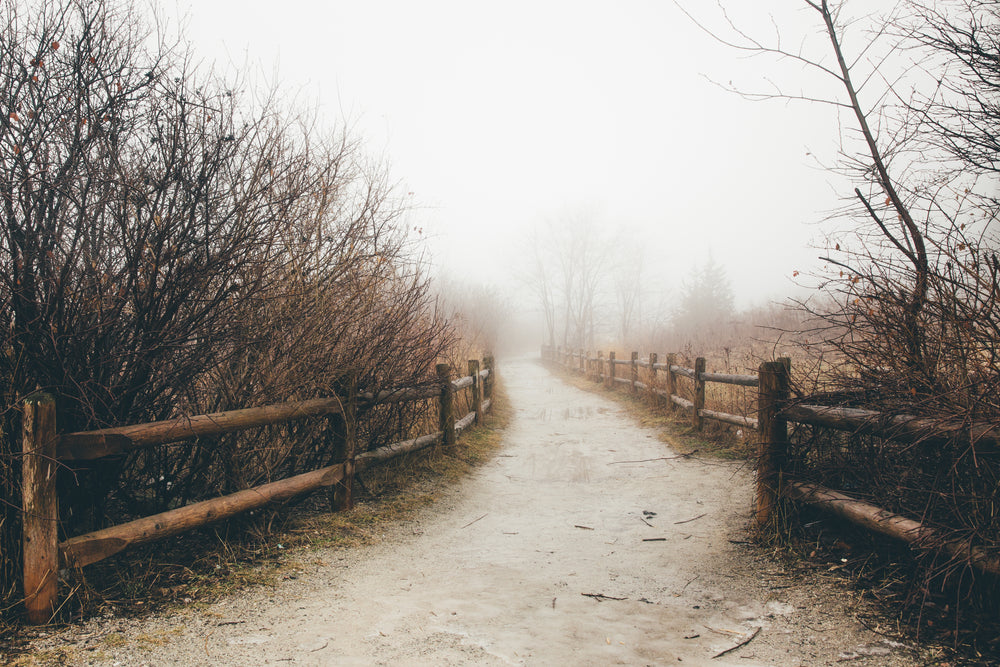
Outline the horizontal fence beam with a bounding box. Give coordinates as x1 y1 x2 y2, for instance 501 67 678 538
356 432 440 467
700 371 759 387
782 403 1000 447
60 374 484 462
61 461 348 568
785 480 1000 577
362 385 441 404
671 395 694 410
699 408 758 430
451 375 475 391
59 398 346 461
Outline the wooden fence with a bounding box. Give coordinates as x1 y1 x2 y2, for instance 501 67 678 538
21 357 495 624
541 345 1000 578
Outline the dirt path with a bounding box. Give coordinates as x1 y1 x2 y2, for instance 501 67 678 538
28 359 925 666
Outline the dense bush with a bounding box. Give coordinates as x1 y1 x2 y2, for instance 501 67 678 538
0 0 454 620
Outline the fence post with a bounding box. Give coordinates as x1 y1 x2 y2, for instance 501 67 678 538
22 392 58 625
607 351 616 389
648 353 658 405
330 373 357 511
484 355 494 402
469 359 482 425
437 363 456 448
693 357 706 430
756 360 790 529
630 352 639 394
666 353 677 411
579 349 585 374
596 352 604 383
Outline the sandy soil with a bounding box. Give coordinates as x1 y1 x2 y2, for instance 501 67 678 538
23 359 928 666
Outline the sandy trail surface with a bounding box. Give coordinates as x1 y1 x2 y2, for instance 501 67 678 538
29 359 922 666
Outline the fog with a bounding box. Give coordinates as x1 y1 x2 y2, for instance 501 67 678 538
180 0 903 312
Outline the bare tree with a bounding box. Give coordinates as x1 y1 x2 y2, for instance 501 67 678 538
613 246 644 349
680 0 1000 637
524 215 609 351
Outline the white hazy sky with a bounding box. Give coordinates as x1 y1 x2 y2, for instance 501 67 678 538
176 0 903 308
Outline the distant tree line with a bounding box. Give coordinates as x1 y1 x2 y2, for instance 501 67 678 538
525 215 735 353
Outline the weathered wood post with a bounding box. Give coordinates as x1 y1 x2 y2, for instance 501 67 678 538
630 352 639 394
484 355 495 401
22 392 58 625
469 359 482 425
596 351 604 383
666 353 677 411
648 353 658 405
330 373 357 511
579 349 585 374
438 363 456 447
607 351 616 389
693 357 707 430
756 359 790 530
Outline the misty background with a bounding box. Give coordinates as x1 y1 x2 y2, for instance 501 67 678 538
178 0 901 352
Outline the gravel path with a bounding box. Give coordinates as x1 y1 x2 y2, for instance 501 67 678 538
24 358 925 666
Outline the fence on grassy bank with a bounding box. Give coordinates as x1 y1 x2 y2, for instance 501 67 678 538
21 357 495 625
541 345 1000 579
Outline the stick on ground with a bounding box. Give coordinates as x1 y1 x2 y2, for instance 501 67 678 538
712 626 761 659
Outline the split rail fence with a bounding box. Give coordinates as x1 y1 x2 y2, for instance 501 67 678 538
541 345 1000 578
21 357 495 624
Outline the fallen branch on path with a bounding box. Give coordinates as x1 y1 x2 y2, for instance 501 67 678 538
574 524 594 530
712 626 761 659
608 450 699 465
674 513 706 525
642 537 667 542
461 513 488 529
581 593 627 601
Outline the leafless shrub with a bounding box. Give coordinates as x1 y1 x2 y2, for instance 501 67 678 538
0 0 456 620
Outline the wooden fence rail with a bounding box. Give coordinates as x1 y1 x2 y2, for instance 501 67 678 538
21 356 496 625
541 345 1000 577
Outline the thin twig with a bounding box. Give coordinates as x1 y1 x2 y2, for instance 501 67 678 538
674 513 707 525
608 450 699 465
581 592 627 601
461 513 488 529
712 626 761 659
